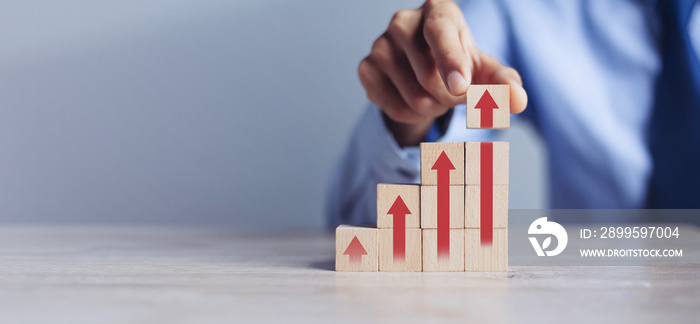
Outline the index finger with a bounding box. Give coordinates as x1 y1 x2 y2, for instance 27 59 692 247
422 1 473 96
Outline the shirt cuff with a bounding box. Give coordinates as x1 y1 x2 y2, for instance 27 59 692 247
423 109 455 142
373 106 458 175
360 104 421 180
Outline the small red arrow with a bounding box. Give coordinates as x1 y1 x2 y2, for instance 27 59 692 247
432 151 455 259
475 89 499 128
480 142 493 245
388 196 411 262
344 236 367 265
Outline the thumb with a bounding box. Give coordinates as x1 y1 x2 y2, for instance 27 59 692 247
474 53 528 114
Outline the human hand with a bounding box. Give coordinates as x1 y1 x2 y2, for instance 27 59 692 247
358 0 527 146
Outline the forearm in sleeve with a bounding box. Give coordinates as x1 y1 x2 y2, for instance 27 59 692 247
325 104 422 229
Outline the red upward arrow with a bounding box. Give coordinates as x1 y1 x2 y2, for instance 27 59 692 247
475 89 499 128
432 151 455 259
344 236 367 265
388 196 411 262
480 142 493 245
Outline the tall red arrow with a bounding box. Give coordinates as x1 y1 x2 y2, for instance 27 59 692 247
475 89 499 128
388 196 410 262
481 142 493 245
432 151 455 259
343 236 367 265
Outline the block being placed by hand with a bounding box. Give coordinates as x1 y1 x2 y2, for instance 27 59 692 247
379 228 422 272
335 225 378 272
422 229 465 271
421 185 465 228
420 142 465 186
465 228 508 272
377 184 420 229
466 85 510 129
465 185 508 229
465 142 509 186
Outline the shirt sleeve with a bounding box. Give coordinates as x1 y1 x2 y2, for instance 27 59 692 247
325 104 420 229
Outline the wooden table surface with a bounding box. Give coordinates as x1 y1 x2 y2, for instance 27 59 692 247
0 225 698 323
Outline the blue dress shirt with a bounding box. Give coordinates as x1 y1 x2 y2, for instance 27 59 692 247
326 0 700 227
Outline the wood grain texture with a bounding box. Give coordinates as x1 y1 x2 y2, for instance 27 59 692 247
335 225 378 272
379 228 422 272
465 228 508 272
465 142 509 186
0 225 698 323
422 229 465 271
420 142 465 186
466 84 510 129
420 185 464 228
465 185 508 228
376 184 420 228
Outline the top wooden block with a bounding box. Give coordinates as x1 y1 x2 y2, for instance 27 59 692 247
466 85 510 129
376 184 420 228
420 142 465 186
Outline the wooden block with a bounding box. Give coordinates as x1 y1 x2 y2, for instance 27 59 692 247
422 229 465 271
420 142 465 186
465 185 508 228
465 228 508 272
465 142 509 186
335 225 378 272
379 228 422 272
376 184 420 228
420 185 464 228
466 85 510 129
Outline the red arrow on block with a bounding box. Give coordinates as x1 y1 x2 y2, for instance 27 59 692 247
344 236 367 265
475 89 499 128
480 142 493 245
432 151 455 259
388 196 411 262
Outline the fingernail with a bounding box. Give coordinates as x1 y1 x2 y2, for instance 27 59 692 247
447 71 466 93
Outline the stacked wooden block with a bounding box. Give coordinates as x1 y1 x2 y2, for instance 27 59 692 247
336 85 510 272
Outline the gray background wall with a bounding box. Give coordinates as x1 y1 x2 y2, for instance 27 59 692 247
0 0 546 229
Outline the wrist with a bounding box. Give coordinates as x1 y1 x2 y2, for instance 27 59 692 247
381 109 454 147
382 114 434 147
